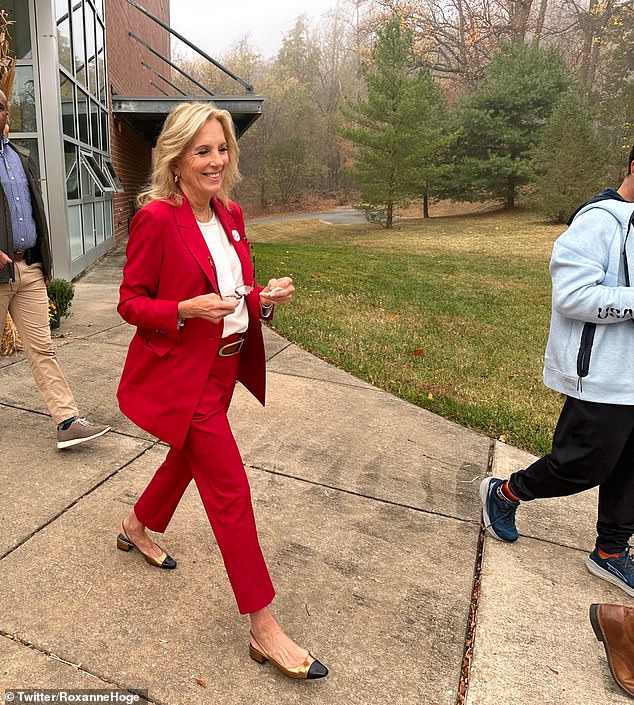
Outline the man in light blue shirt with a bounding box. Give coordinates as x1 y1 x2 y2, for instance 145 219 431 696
0 89 109 448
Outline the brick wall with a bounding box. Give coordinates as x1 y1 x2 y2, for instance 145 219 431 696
106 0 170 97
110 120 150 244
105 0 170 243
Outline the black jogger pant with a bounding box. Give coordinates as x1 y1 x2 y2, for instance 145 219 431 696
508 396 634 554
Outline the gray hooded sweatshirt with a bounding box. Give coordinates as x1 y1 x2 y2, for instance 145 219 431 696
543 197 634 403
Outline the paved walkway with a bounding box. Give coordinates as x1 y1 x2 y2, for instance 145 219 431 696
0 244 630 704
247 205 369 226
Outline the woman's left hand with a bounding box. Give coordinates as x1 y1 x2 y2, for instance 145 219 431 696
259 277 294 306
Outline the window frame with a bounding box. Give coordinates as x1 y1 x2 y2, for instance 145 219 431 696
79 149 114 192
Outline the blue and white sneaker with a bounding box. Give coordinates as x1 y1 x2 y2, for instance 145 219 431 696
479 477 519 542
586 547 634 598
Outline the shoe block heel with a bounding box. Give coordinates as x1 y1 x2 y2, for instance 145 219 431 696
249 643 267 664
589 604 605 642
117 534 133 552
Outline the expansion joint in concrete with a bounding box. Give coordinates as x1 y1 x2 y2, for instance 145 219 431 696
263 341 292 362
0 401 50 418
248 461 480 525
456 437 495 704
0 440 160 562
0 631 161 704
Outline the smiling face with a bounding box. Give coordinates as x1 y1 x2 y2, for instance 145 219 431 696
174 117 229 204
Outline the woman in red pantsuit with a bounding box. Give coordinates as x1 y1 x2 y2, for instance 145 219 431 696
116 102 327 680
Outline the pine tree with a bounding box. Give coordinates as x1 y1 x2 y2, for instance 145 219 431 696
597 14 634 174
340 17 448 229
448 43 572 208
531 90 611 223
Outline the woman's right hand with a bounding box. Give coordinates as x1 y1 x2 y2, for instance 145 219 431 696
178 293 240 324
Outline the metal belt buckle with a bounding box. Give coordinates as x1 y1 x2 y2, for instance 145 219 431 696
218 338 245 357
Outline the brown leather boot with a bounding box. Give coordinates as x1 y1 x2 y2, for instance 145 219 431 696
590 603 634 698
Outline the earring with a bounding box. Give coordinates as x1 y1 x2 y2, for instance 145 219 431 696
174 174 179 182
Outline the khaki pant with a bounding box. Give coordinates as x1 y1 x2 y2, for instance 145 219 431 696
0 261 77 425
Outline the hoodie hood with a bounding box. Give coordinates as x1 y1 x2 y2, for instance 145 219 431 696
569 189 634 227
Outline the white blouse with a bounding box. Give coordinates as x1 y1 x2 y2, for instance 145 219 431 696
197 213 249 337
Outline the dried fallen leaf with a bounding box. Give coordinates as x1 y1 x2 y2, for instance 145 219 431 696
411 348 426 357
458 475 481 484
546 665 559 675
498 434 508 443
193 678 207 688
427 392 434 400
50 653 82 669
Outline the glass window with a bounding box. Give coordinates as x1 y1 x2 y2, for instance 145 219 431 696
85 5 97 98
104 199 113 240
77 90 89 144
100 108 108 151
80 159 94 197
72 2 86 86
94 201 105 243
80 150 112 191
54 0 115 263
96 24 106 104
103 159 123 192
8 66 36 133
57 16 73 73
60 73 75 138
10 138 39 177
64 142 79 200
83 202 96 249
55 0 69 22
90 100 99 149
68 205 83 259
4 1 31 60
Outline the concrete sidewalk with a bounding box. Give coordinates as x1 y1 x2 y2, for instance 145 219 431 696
0 246 630 705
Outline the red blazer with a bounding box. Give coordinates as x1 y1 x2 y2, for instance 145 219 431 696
117 197 268 449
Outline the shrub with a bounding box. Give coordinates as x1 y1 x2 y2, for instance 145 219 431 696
47 278 74 328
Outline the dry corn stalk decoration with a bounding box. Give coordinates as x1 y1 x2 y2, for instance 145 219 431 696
1 313 22 356
0 10 16 98
0 11 15 353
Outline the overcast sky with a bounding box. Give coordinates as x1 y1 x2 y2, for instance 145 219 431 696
170 0 340 60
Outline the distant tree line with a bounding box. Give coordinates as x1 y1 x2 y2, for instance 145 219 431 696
174 0 634 225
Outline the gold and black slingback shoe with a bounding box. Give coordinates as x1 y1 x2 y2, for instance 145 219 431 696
116 524 177 569
248 632 328 680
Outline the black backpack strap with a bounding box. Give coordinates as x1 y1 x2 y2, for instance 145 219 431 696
620 209 634 329
566 188 627 225
567 192 617 225
624 209 634 286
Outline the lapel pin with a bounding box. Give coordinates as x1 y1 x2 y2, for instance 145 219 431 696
231 229 240 242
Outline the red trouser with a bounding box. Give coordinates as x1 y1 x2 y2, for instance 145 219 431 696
134 348 275 614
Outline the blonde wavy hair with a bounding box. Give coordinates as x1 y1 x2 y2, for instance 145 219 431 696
137 102 241 208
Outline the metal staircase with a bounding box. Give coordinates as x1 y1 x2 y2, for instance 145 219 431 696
111 0 263 142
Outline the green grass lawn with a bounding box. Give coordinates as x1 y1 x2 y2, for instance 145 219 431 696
249 209 567 457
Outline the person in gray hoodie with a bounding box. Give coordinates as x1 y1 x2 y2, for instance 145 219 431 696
480 145 634 596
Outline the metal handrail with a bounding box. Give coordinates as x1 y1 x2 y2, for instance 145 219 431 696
128 32 214 97
125 0 254 94
149 80 169 96
142 62 186 96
